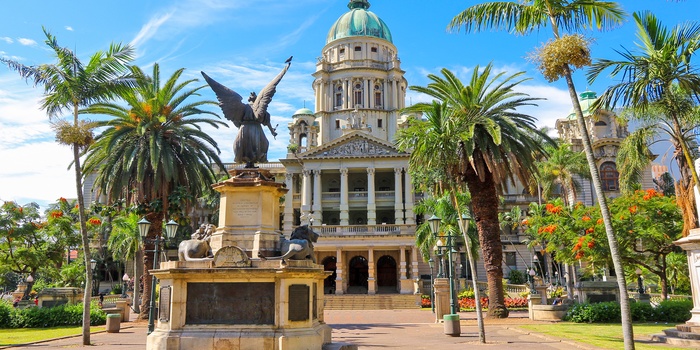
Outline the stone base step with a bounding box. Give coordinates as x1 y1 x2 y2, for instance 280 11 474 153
651 333 700 347
664 328 700 340
324 294 420 310
675 324 700 333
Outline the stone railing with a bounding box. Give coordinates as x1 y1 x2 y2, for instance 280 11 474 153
316 224 414 236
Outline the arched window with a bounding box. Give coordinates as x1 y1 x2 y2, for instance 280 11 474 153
374 84 383 107
600 162 619 191
353 82 363 107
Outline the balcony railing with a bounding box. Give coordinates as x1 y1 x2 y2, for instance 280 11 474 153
314 224 414 236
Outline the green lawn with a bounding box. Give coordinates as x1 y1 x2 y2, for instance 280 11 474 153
518 323 685 350
0 326 106 346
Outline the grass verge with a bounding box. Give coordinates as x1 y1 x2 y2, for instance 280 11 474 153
0 326 106 346
518 323 685 350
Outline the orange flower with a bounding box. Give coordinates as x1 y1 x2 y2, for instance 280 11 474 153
585 227 594 234
88 218 102 226
573 242 583 251
582 216 591 222
59 197 67 203
619 215 625 220
596 218 604 225
587 240 595 248
521 219 529 226
50 211 64 218
629 206 638 214
575 251 584 260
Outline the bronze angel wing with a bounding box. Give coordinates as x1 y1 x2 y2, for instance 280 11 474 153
252 60 291 119
201 71 247 127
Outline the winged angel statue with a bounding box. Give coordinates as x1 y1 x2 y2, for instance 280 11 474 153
201 57 292 168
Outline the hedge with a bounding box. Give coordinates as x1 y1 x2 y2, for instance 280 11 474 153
0 300 106 328
565 299 692 323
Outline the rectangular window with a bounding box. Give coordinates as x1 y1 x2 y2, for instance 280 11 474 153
335 120 340 129
377 119 383 128
374 91 382 107
354 90 363 107
371 47 377 53
354 46 362 51
339 48 345 54
335 93 343 108
505 252 516 268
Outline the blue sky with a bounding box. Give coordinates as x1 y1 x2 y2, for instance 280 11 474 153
0 0 697 210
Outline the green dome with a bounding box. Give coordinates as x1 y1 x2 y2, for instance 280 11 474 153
294 107 314 116
567 90 597 119
327 0 393 44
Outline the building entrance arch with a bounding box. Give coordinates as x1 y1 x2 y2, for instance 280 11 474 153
348 256 368 294
376 255 397 292
322 256 337 294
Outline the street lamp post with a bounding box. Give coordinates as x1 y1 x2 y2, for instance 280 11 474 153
139 217 178 335
122 273 130 298
25 275 34 300
427 215 456 315
428 258 434 313
528 268 537 291
433 240 445 278
90 259 97 296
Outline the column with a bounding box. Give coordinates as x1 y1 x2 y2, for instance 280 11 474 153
344 79 350 109
394 168 403 223
383 79 388 109
368 249 376 295
367 167 376 225
302 169 312 220
335 248 344 295
411 247 419 281
400 246 407 280
392 79 398 110
404 168 415 225
340 168 349 226
314 81 321 113
312 169 323 223
283 173 294 232
364 79 370 109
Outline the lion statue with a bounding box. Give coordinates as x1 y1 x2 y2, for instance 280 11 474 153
178 224 216 261
258 225 319 263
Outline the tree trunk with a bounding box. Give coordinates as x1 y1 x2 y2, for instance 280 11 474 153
74 142 92 345
562 65 634 350
139 213 163 320
463 162 508 318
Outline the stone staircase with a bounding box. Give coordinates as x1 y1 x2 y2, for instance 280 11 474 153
324 294 420 310
651 324 700 347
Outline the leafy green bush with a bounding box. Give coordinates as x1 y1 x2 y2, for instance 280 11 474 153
655 299 692 323
458 288 475 299
0 301 105 328
507 270 527 285
566 299 692 323
629 301 655 322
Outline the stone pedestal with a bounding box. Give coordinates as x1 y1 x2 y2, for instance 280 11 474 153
534 285 549 304
211 170 287 258
573 281 619 303
433 278 450 323
674 228 700 325
147 259 331 350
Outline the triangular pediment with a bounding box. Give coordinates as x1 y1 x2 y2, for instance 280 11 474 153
299 131 407 159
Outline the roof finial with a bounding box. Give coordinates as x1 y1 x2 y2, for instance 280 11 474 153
348 0 370 10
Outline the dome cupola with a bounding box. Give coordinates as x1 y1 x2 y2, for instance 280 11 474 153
326 0 392 44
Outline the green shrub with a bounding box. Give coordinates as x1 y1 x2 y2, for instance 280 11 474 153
565 302 620 323
507 270 526 285
458 288 474 299
0 300 13 327
655 299 692 323
0 301 105 329
629 301 655 322
566 299 692 323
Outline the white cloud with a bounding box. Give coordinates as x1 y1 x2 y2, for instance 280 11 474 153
130 12 174 49
0 37 12 44
65 26 74 31
17 38 37 46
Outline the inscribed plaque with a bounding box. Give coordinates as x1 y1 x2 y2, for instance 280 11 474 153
159 286 171 322
186 283 275 325
288 284 310 322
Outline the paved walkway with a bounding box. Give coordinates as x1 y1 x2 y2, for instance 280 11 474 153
0 310 679 349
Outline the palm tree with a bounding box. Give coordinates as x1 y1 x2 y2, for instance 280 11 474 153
107 212 142 313
1 27 134 345
536 142 590 206
398 65 552 318
82 63 228 318
588 11 700 235
449 3 634 347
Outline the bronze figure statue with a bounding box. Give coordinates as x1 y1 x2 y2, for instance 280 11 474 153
201 57 292 168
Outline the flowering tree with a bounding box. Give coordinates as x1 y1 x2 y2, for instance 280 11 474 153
526 189 684 299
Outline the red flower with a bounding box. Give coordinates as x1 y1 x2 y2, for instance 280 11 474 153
587 240 595 248
59 197 67 203
582 216 591 222
88 218 102 226
585 227 594 234
50 211 64 218
596 218 604 225
575 251 585 259
629 206 638 214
